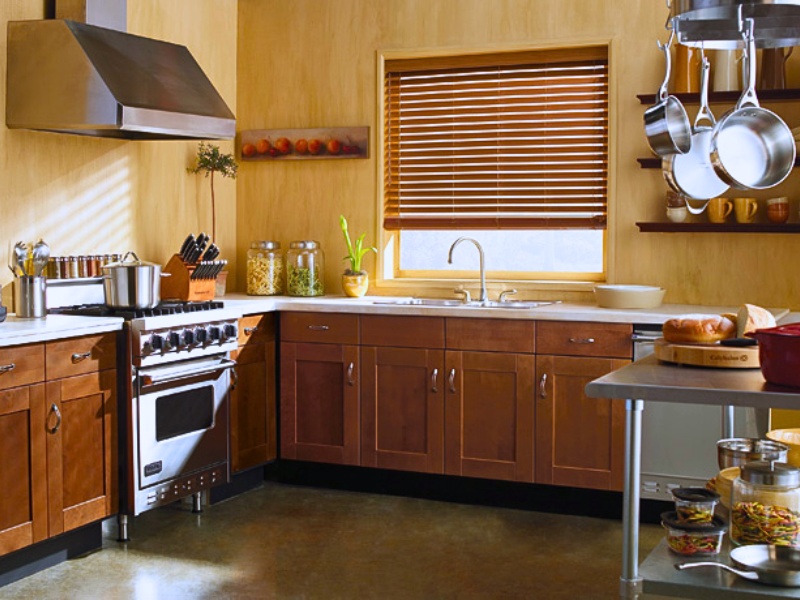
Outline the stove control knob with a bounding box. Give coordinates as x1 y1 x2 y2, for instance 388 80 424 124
183 329 195 346
195 327 208 344
167 331 181 350
148 334 165 353
223 323 238 340
209 326 222 341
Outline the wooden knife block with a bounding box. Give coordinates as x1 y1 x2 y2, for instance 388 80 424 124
161 254 215 301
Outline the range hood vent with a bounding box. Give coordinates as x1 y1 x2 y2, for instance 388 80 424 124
6 19 236 140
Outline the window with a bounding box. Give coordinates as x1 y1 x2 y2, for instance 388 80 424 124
381 46 609 281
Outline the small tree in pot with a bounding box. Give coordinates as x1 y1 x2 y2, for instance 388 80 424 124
339 214 377 297
187 143 238 243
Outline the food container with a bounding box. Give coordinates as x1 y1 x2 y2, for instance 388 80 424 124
593 285 666 309
101 251 167 309
671 488 719 524
767 429 800 468
717 437 789 469
730 461 800 548
661 511 726 555
716 466 741 510
286 241 324 297
747 324 800 388
247 241 283 296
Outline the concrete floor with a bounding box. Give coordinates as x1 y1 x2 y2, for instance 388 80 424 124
1 482 665 600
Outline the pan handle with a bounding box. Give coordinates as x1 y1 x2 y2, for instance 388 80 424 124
675 562 759 581
736 18 760 110
694 56 716 129
655 30 675 103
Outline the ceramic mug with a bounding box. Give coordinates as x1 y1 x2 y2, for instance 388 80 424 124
767 196 790 223
666 206 688 223
666 191 687 208
708 197 733 223
733 197 758 224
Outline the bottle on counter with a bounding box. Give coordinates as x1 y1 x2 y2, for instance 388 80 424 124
730 461 800 548
247 241 284 295
286 241 324 297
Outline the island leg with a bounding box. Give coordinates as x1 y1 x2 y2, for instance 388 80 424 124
621 398 643 599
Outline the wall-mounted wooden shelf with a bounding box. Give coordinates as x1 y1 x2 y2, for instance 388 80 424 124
636 222 800 233
637 88 800 105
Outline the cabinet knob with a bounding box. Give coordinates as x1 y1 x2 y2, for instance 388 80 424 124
244 326 259 335
0 363 16 374
431 368 439 393
71 351 92 363
47 403 62 434
539 373 548 399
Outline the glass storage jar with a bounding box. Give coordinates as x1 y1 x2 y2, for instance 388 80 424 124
247 241 283 295
286 241 324 297
731 461 800 547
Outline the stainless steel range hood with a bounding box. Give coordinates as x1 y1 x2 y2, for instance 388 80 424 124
6 17 236 140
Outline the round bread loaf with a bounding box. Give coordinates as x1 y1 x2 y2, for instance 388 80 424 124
662 314 737 344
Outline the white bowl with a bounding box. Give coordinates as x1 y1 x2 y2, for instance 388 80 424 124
593 285 666 309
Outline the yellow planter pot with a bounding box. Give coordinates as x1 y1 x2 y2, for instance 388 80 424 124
342 272 369 297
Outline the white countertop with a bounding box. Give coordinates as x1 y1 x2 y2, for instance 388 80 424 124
0 295 792 348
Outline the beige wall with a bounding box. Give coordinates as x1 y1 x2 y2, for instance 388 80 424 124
237 0 800 309
0 0 238 306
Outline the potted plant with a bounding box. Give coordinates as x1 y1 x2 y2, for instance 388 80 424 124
187 143 237 295
339 214 377 297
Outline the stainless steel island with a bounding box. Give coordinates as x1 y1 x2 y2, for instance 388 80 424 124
585 355 800 599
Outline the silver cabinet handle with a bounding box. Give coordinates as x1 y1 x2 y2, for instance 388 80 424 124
539 373 548 399
346 362 355 386
448 368 456 393
48 403 62 434
431 368 439 393
71 351 91 363
308 325 330 331
569 337 595 344
0 363 16 374
244 326 259 335
231 368 239 390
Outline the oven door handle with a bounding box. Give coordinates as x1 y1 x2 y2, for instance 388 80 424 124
138 358 237 387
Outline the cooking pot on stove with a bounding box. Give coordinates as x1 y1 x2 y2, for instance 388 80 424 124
102 251 169 309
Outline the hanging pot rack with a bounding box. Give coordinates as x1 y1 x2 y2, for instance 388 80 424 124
669 0 800 48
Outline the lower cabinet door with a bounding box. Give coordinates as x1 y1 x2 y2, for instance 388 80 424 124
45 370 117 535
0 384 47 556
535 355 628 491
280 342 360 465
361 346 445 474
444 351 535 482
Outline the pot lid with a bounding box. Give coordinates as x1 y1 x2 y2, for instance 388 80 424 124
660 511 727 533
289 241 321 250
741 460 800 486
102 251 158 268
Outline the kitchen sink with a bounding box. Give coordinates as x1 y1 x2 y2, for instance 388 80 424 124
373 298 561 309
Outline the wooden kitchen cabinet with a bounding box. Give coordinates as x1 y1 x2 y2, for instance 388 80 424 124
535 321 631 491
230 314 277 473
280 312 360 465
444 318 536 482
361 315 445 474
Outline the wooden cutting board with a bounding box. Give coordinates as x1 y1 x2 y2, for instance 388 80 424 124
654 338 760 369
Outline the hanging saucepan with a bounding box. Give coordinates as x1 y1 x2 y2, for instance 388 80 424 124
663 54 729 201
710 19 796 190
676 544 800 587
644 31 692 156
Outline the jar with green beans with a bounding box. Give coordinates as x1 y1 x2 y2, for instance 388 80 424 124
286 240 324 297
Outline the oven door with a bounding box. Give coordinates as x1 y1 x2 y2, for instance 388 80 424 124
135 355 234 489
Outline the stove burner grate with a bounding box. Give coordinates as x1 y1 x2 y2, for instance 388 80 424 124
50 301 225 320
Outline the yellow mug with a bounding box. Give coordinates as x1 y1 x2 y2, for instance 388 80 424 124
708 197 733 223
734 197 758 224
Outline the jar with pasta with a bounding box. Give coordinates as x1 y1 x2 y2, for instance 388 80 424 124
731 461 800 548
247 241 283 295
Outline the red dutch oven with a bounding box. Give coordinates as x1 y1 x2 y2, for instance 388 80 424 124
748 324 800 388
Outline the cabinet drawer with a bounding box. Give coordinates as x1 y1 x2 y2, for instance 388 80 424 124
361 315 444 349
536 321 632 359
45 333 117 380
0 344 45 391
280 312 359 345
446 318 534 353
238 313 276 346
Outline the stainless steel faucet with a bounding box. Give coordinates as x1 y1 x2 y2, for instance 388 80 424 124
447 237 487 303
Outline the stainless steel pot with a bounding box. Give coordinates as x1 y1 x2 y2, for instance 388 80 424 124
677 545 800 587
644 33 692 157
663 56 730 199
102 251 169 309
710 19 796 190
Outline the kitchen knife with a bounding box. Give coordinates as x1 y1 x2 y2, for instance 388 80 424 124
179 234 195 261
201 244 219 261
196 233 208 255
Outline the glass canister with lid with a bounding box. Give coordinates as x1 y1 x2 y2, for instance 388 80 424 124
730 461 800 547
247 241 284 295
286 240 324 297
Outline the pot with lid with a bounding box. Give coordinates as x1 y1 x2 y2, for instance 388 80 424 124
102 251 169 309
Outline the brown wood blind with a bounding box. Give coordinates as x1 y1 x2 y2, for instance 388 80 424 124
384 47 608 230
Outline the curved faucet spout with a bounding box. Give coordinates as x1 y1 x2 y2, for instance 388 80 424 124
447 237 487 303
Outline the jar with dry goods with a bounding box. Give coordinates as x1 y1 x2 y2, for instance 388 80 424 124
731 461 800 548
247 241 283 296
286 240 324 297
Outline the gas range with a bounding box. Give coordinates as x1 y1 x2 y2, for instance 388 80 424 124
51 301 241 367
